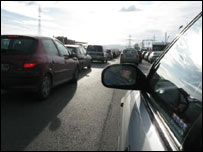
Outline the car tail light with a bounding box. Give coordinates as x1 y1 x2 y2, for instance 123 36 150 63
24 63 36 68
7 35 19 38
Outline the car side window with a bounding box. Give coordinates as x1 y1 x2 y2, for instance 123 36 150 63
42 39 59 56
77 48 83 55
81 47 87 55
149 17 202 143
79 47 86 55
54 40 69 56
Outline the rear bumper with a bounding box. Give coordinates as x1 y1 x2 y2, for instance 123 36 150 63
120 59 139 64
1 74 42 92
91 56 106 61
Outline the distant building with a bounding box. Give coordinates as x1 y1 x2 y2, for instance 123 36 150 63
54 36 87 46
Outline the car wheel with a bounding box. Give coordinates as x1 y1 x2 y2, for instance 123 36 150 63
38 74 52 100
72 67 79 83
87 62 91 69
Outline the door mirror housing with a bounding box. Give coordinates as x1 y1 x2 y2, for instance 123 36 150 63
102 64 148 91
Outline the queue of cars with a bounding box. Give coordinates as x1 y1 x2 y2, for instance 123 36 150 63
102 12 202 151
86 45 121 63
1 37 121 99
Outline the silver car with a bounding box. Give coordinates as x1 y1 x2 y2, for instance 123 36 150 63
102 12 202 151
120 48 140 65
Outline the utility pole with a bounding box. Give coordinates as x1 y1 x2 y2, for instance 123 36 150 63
127 35 132 48
153 34 156 42
165 32 167 43
38 5 41 35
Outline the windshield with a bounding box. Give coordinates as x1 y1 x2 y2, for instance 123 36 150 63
87 45 103 52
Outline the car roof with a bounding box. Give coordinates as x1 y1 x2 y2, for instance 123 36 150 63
1 34 54 40
65 44 80 48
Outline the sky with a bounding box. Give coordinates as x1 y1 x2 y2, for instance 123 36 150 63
1 1 202 46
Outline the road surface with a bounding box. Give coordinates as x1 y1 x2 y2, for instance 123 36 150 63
1 58 150 151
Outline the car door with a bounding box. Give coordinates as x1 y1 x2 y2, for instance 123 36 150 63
121 13 202 151
54 40 73 81
80 47 89 67
77 47 86 69
41 39 65 85
54 40 77 80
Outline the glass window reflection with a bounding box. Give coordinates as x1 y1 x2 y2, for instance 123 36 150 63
149 17 202 143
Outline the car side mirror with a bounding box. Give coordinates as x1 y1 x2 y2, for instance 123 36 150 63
102 64 148 90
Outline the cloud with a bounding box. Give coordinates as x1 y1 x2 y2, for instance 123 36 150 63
120 5 141 12
17 1 38 6
1 1 202 45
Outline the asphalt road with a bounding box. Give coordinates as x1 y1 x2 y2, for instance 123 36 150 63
1 58 151 151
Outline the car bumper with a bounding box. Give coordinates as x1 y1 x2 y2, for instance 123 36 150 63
120 59 139 64
1 74 42 92
91 56 106 61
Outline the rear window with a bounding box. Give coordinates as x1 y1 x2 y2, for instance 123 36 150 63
87 45 103 52
1 36 37 54
123 49 138 56
152 44 167 51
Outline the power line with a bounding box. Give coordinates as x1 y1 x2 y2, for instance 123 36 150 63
38 5 41 35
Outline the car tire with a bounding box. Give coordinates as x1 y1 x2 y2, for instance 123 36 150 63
72 67 79 83
87 62 91 69
38 74 52 100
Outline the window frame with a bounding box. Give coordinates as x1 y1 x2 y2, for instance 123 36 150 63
42 38 60 56
54 39 69 57
145 12 202 150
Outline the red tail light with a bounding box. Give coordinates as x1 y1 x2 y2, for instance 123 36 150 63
7 35 19 38
24 63 36 68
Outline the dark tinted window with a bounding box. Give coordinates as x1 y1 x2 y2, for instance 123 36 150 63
123 49 138 57
66 47 78 55
87 45 103 52
54 40 69 56
149 17 202 143
42 39 59 56
1 36 37 54
152 44 167 51
79 47 86 55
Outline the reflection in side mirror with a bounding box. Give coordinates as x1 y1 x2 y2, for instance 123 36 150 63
102 64 147 90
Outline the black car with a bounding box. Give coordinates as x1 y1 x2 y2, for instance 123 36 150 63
86 45 108 63
102 12 202 151
65 45 92 71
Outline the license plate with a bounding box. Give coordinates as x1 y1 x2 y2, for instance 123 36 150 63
1 64 10 72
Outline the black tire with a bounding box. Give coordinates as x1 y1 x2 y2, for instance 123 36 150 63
38 74 52 100
72 67 79 83
87 62 91 69
105 59 108 63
